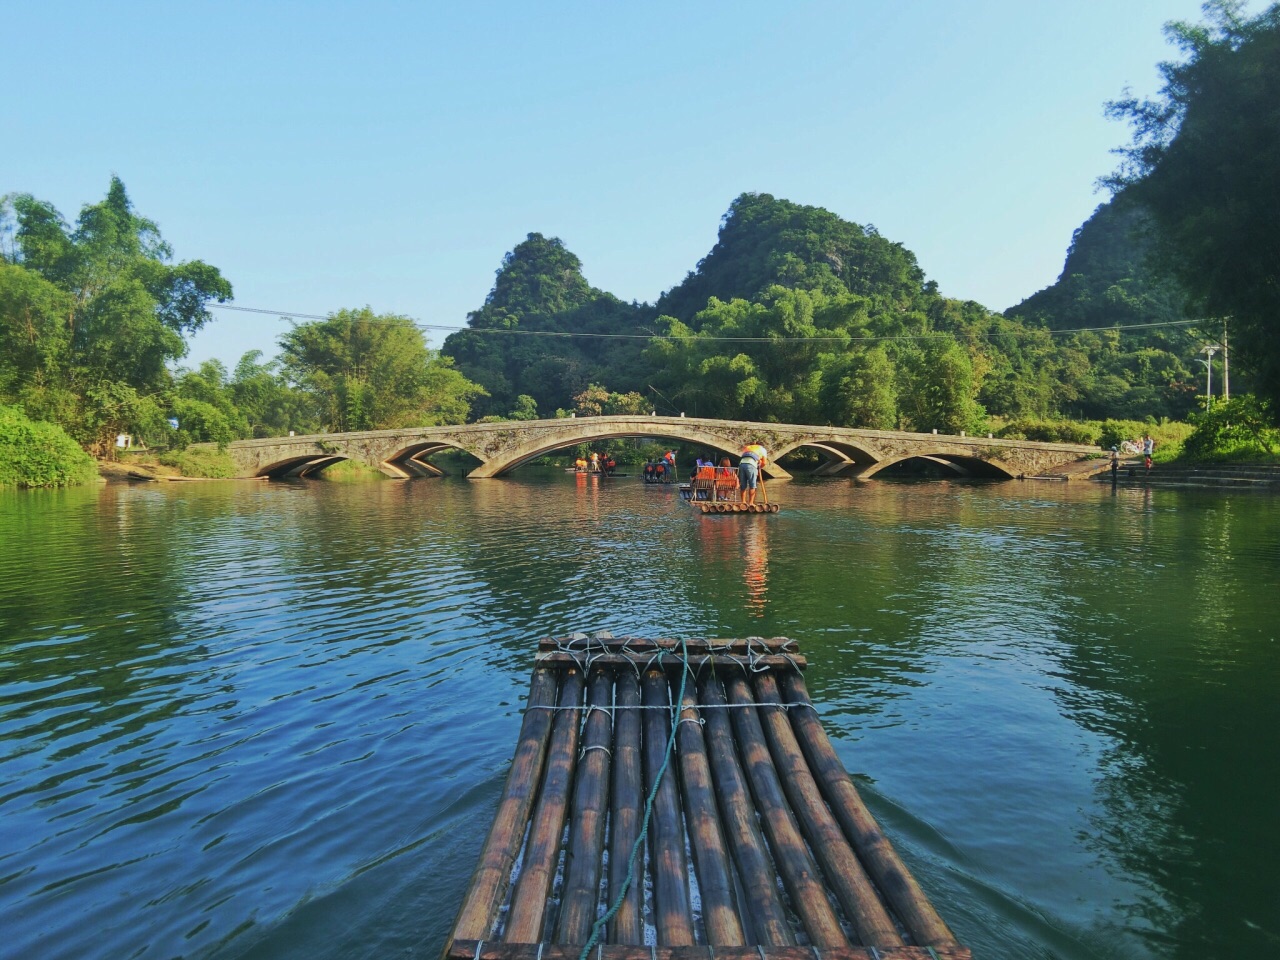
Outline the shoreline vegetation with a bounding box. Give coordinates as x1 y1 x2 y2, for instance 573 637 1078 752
4 5 1279 488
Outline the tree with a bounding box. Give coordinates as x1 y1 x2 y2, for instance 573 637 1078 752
0 178 232 450
280 308 485 430
231 350 314 437
509 394 539 420
897 338 986 435
821 346 898 429
1106 1 1280 418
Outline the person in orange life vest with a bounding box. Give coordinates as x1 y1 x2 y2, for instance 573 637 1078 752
716 456 736 500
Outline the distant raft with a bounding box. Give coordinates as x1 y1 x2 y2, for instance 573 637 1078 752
440 634 969 960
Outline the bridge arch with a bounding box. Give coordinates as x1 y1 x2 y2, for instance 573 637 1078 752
467 419 792 478
383 441 469 477
769 438 883 478
858 450 1018 480
255 454 350 479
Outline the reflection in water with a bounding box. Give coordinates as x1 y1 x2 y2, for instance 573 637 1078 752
0 475 1278 960
742 519 769 616
693 514 771 617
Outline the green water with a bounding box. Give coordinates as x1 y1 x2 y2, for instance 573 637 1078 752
1 473 1277 959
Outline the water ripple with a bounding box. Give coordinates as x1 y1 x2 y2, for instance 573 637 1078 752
1 476 1278 959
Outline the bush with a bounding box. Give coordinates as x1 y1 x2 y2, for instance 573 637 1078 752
1181 396 1279 462
169 397 235 449
0 405 99 487
157 448 238 478
994 418 1101 445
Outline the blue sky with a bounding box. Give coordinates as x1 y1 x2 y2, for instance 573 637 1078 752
6 1 1226 367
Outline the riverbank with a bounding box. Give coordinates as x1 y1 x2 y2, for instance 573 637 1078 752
1096 460 1280 489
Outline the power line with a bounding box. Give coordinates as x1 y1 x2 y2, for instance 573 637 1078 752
207 302 1204 344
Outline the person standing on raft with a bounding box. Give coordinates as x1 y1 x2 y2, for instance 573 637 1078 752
738 443 768 506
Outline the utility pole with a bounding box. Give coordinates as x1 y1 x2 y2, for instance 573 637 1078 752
1222 318 1230 400
1202 345 1217 407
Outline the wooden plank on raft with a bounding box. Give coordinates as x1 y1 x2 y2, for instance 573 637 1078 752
535 652 806 670
555 668 613 944
448 667 560 943
541 636 800 654
642 667 695 945
607 670 644 945
778 671 959 949
752 672 901 947
673 679 747 946
722 672 849 948
505 669 585 942
697 671 795 947
447 942 973 960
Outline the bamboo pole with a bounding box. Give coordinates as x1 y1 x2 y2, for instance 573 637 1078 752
674 675 747 945
505 669 585 942
608 670 644 945
697 672 794 946
752 673 901 946
450 667 561 942
723 672 848 948
642 667 695 945
556 668 614 944
778 671 958 948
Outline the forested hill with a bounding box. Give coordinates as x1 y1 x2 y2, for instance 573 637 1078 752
1006 195 1188 332
441 233 654 419
443 193 943 420
443 191 1207 427
655 193 932 321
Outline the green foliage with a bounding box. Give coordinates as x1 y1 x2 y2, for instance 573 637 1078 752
1107 1 1280 419
312 459 389 482
820 346 897 429
509 394 539 420
442 233 653 417
570 384 652 417
230 350 315 437
1005 197 1199 422
0 404 98 487
156 447 238 478
280 307 486 430
656 192 927 320
441 190 1230 437
170 397 235 449
896 338 987 435
80 381 169 457
996 419 1101 445
1092 418 1194 458
1 178 232 452
1181 395 1279 461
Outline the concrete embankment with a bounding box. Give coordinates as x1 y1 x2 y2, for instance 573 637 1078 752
1094 461 1280 490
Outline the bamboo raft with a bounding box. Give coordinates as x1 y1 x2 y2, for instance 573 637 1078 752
441 635 968 960
689 502 780 514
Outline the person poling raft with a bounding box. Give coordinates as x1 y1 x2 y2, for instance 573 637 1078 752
687 444 780 513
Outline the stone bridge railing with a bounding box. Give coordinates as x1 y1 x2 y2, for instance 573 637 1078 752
213 416 1102 481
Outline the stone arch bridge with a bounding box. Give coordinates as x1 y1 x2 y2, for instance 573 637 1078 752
214 415 1102 481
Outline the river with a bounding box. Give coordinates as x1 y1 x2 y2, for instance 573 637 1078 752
1 472 1277 960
